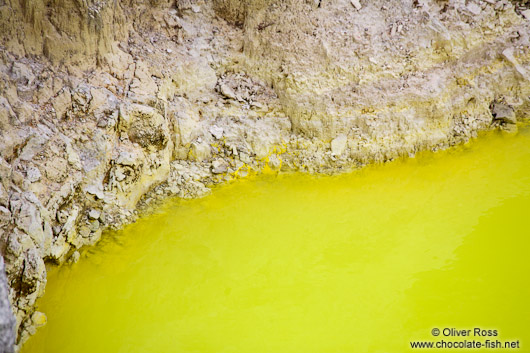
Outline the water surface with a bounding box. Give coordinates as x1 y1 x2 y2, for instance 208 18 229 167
23 129 530 352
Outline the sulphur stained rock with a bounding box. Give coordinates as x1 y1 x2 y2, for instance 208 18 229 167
268 154 282 170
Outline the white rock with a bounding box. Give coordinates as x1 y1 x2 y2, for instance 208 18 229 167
502 47 529 80
88 209 101 220
331 134 348 156
350 0 362 10
521 10 530 20
209 125 224 139
85 185 105 199
189 141 211 162
466 3 481 15
19 135 48 161
26 166 41 183
219 84 237 100
212 159 229 174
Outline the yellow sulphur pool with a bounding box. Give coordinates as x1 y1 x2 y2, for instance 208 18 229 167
23 129 530 352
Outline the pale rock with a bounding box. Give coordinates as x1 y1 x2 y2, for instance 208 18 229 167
239 152 251 164
116 150 141 167
492 103 517 124
26 166 41 183
19 135 48 162
21 248 45 296
0 185 8 207
123 104 169 151
68 251 80 264
14 201 46 248
176 108 201 146
189 141 211 162
331 134 348 156
88 209 101 220
170 60 217 100
0 206 11 227
12 102 34 124
89 88 118 118
65 143 82 171
268 154 282 170
78 226 91 238
89 219 100 232
31 312 46 327
0 97 15 132
466 3 481 15
212 159 229 174
209 125 224 139
84 184 105 200
350 0 362 10
128 61 158 105
0 256 15 353
11 62 35 85
43 157 68 183
502 47 529 80
219 84 238 100
52 89 72 119
49 235 71 261
59 206 79 240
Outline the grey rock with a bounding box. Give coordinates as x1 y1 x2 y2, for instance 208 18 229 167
0 256 15 353
26 166 41 183
492 103 517 124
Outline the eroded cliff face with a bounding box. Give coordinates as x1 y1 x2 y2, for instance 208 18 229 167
0 0 529 350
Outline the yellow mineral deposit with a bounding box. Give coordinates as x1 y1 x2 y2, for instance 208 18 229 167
23 129 530 353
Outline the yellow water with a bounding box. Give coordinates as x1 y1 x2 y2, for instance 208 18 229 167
23 129 530 353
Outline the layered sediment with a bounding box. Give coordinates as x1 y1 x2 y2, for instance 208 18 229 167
0 0 529 350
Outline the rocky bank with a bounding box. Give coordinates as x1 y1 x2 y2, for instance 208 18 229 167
0 0 530 350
